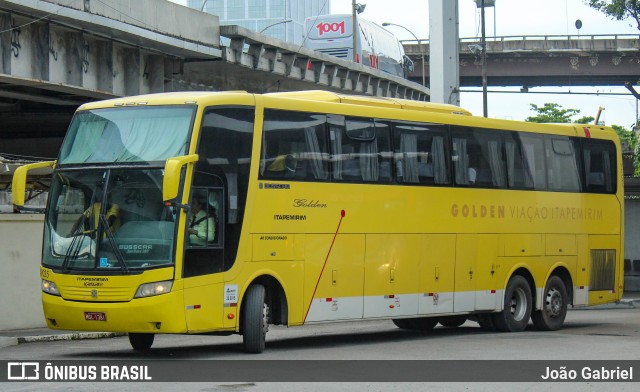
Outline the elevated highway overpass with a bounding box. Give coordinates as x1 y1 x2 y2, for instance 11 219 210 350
403 34 640 87
0 0 428 160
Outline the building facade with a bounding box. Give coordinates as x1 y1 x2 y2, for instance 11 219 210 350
189 0 330 45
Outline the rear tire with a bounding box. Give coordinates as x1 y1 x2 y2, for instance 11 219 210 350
532 276 568 331
439 315 467 328
242 284 269 353
128 333 154 351
491 275 532 332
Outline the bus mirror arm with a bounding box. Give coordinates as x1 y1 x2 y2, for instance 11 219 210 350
168 201 190 212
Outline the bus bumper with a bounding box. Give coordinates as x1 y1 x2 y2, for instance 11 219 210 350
42 290 187 333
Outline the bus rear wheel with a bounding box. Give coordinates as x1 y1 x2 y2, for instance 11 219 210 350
242 284 269 353
491 275 532 332
128 333 154 351
439 315 467 328
532 276 568 331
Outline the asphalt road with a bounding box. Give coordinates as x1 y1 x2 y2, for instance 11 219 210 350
1 306 639 391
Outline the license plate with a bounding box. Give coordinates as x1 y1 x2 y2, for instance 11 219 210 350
84 312 106 321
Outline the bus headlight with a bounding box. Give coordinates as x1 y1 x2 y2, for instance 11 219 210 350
42 279 60 296
134 280 173 298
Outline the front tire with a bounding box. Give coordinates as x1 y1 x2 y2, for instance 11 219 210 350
532 276 568 331
492 275 532 332
242 284 269 353
128 333 154 351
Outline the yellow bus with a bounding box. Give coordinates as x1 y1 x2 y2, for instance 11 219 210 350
13 91 623 353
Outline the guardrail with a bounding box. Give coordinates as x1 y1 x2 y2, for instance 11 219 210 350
401 33 640 45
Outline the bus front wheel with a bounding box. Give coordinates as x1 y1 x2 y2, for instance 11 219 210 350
532 276 568 331
492 275 532 332
242 284 269 353
128 333 154 351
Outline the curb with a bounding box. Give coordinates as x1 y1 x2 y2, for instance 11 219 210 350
17 332 126 344
0 332 125 348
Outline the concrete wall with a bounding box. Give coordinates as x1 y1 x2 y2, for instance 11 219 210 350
624 199 640 291
43 0 219 46
0 214 46 331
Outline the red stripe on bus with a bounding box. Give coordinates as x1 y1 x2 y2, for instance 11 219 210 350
304 210 346 323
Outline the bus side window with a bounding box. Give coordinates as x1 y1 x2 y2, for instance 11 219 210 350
261 110 329 182
393 122 449 185
583 140 616 193
332 116 390 183
547 137 581 192
518 133 547 190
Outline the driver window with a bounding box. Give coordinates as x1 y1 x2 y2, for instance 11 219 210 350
187 188 221 247
183 176 224 278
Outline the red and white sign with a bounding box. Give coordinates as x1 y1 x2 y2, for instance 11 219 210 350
316 21 346 36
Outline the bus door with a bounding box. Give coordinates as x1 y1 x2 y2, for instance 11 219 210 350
181 106 255 333
182 180 226 332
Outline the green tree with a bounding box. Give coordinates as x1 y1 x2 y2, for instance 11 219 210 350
525 103 593 123
612 124 640 176
585 0 640 30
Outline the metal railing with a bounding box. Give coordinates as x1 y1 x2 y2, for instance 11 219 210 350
400 33 640 46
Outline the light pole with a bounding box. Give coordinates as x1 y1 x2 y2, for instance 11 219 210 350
382 22 425 87
200 0 209 12
475 0 495 117
352 2 366 63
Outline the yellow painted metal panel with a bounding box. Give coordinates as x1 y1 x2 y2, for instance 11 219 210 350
303 234 364 319
502 234 544 257
545 234 577 256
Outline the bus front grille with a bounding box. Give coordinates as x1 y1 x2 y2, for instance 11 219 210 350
62 286 133 302
317 48 349 58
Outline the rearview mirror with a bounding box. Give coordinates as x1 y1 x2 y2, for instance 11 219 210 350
12 161 56 207
163 154 199 202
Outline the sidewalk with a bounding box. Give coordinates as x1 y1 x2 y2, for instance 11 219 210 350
1 293 639 349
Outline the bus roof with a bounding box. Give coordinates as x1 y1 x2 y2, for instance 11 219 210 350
78 90 470 116
265 90 472 116
76 91 617 141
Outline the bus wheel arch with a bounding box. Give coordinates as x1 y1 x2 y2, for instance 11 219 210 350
492 268 535 332
239 274 289 353
532 268 571 331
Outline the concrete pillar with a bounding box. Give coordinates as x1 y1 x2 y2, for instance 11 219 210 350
65 31 84 86
0 13 10 74
429 0 460 105
95 39 114 93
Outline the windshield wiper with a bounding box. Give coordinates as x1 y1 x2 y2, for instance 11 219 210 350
61 212 93 272
98 214 129 273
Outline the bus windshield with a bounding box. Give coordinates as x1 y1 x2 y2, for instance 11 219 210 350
58 106 195 164
43 168 176 271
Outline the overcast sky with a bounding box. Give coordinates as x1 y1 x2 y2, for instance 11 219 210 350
171 0 640 127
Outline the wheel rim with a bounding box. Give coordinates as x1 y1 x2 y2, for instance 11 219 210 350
544 287 563 318
509 287 527 321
